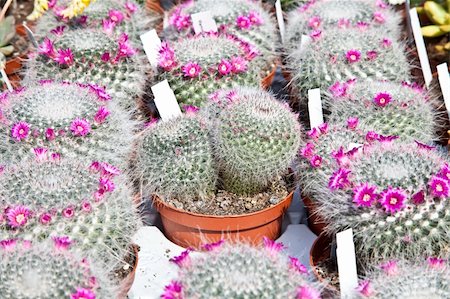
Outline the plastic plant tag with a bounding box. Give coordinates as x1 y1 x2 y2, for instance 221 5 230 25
151 80 182 121
300 34 312 52
437 63 450 119
140 29 162 70
23 22 38 48
308 88 323 129
275 0 285 44
191 11 218 34
163 11 170 29
1 69 13 92
409 8 432 88
336 228 359 299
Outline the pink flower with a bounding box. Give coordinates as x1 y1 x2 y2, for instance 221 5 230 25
263 236 285 256
170 249 192 267
289 257 308 274
39 213 52 224
101 162 121 177
38 38 55 57
11 121 30 141
174 14 191 31
380 188 407 213
377 134 399 143
353 183 378 207
373 92 392 107
53 236 72 251
415 141 435 151
0 239 17 251
236 15 251 29
428 176 450 198
109 9 124 23
366 50 378 60
7 205 31 228
356 21 369 30
373 11 385 23
300 143 315 158
307 128 320 139
125 1 137 13
81 200 92 213
345 49 361 63
89 161 101 172
71 288 96 299
94 106 110 123
117 33 137 59
33 148 48 161
63 206 75 218
318 123 328 134
381 38 392 48
296 285 321 299
51 153 61 161
182 62 201 78
202 239 225 251
329 81 348 97
376 0 388 9
89 84 111 101
102 19 116 35
230 56 248 73
412 190 425 205
183 105 199 115
99 178 115 193
347 117 359 129
310 155 322 168
217 59 232 76
70 118 91 136
439 164 450 181
427 257 447 269
380 260 398 275
101 52 111 62
310 29 322 40
55 48 74 66
51 25 66 36
45 128 56 141
308 16 321 28
365 131 379 143
161 281 183 299
328 168 351 190
337 18 350 28
357 280 374 297
248 11 263 25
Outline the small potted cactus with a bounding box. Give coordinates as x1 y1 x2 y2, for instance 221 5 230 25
134 87 302 247
0 80 136 166
162 239 323 299
0 239 116 298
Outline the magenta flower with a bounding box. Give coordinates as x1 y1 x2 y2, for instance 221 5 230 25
318 123 328 134
50 25 66 36
329 81 348 97
161 281 183 299
328 168 351 190
0 239 17 252
415 141 435 151
89 161 101 172
357 280 374 297
310 29 322 40
428 176 450 198
55 48 74 66
39 213 52 224
101 162 121 177
217 59 232 76
125 1 137 13
71 288 96 299
248 11 263 25
99 178 115 193
236 15 251 29
439 164 450 181
347 117 359 129
377 134 399 143
373 92 392 107
202 239 225 251
117 33 137 59
38 38 55 57
102 19 116 35
63 206 75 218
381 38 392 48
380 260 398 276
346 49 361 63
6 205 31 228
373 11 385 23
81 200 92 213
109 9 124 23
94 106 110 123
366 50 378 60
89 84 111 101
307 128 320 139
353 183 378 207
300 143 315 158
70 118 91 136
51 152 61 162
412 190 425 205
230 56 248 73
380 188 407 213
183 105 199 115
182 62 202 78
53 236 72 251
356 21 369 30
263 236 285 256
101 52 111 62
45 128 56 141
376 0 388 8
11 121 30 141
338 18 350 28
34 148 48 161
174 14 191 31
296 285 321 299
308 16 321 28
170 249 192 267
427 257 447 269
289 257 308 274
310 155 322 168
365 131 379 143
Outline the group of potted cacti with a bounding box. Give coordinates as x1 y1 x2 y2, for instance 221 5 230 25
0 0 449 298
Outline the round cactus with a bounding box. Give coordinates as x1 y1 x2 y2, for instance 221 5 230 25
326 80 440 143
0 155 141 270
134 111 217 201
0 81 135 166
0 239 115 299
154 33 262 109
287 27 410 101
25 28 149 112
310 140 450 265
209 87 302 196
356 259 450 298
286 0 400 52
162 239 322 299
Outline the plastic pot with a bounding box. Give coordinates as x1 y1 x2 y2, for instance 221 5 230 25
117 244 139 299
302 195 328 236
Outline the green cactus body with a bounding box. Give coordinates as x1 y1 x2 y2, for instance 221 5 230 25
287 27 410 101
163 240 322 299
210 87 302 196
0 156 141 271
310 141 450 265
155 33 262 109
0 240 114 299
0 81 135 166
25 29 149 112
286 0 401 52
327 80 439 143
134 113 217 201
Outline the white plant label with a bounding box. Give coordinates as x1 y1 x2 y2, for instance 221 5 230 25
437 63 450 119
1 69 13 92
275 0 285 44
308 88 323 128
300 34 312 53
151 80 182 121
140 29 162 70
409 8 433 88
23 23 38 48
163 11 170 29
191 11 218 34
336 228 359 299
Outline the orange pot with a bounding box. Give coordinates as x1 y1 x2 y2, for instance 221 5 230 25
154 192 293 249
117 244 139 299
302 195 328 236
310 233 339 297
261 60 278 90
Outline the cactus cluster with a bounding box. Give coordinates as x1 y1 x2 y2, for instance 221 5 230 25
162 239 322 299
0 155 141 271
0 81 135 166
0 239 114 299
326 80 440 143
154 33 262 109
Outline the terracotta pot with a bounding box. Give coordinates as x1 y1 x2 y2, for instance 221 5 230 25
261 60 278 90
302 195 328 236
154 192 293 249
310 233 339 297
146 0 164 14
117 244 139 299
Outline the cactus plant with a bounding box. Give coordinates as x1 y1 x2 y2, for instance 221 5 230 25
356 258 450 298
154 33 262 109
287 27 410 102
162 239 322 299
326 80 440 143
309 140 450 265
285 0 400 52
0 154 141 271
209 87 302 196
25 28 149 112
0 239 115 299
0 81 136 166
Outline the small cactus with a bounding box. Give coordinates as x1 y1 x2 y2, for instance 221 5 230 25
0 81 136 166
162 239 322 299
0 239 115 299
